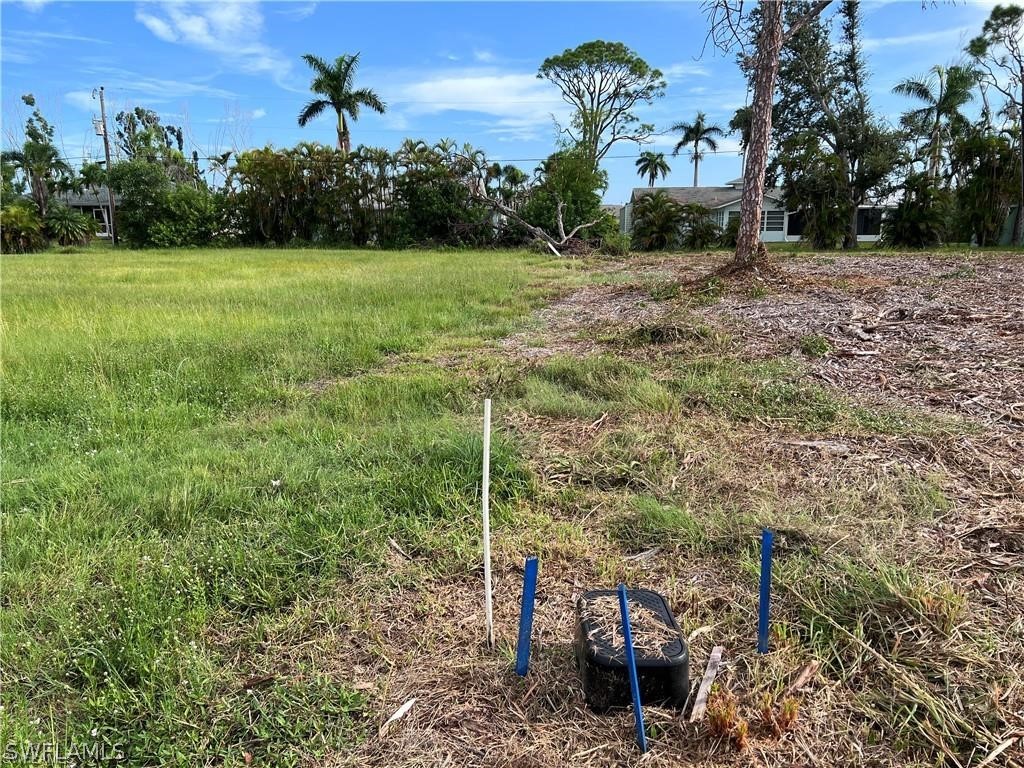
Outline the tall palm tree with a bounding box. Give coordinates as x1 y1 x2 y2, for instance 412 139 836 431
635 151 671 187
670 112 725 187
297 53 386 155
893 64 978 179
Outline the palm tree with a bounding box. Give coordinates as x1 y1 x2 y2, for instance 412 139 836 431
635 151 671 187
729 106 753 172
78 161 106 195
670 112 726 187
1 142 72 217
631 190 685 250
298 53 386 155
499 164 529 208
893 64 978 179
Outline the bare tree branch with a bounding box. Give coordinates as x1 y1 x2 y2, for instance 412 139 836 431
781 1 834 46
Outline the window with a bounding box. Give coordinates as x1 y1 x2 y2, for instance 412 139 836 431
856 208 884 236
760 209 784 232
787 211 806 237
713 210 725 228
89 207 109 236
727 210 740 225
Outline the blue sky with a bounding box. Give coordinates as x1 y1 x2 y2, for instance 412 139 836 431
0 0 1003 203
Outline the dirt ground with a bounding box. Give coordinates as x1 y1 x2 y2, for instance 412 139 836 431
324 252 1023 768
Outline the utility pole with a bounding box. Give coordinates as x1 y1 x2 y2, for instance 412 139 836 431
94 86 117 245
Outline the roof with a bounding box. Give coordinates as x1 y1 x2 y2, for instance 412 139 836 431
59 189 119 206
600 204 624 213
629 185 783 209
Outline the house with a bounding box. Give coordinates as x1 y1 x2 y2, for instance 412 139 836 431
60 189 118 238
621 177 889 244
600 203 625 231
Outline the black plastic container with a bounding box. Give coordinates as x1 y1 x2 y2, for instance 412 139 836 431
574 588 689 712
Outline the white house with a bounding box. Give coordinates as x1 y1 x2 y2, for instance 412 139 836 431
621 177 887 244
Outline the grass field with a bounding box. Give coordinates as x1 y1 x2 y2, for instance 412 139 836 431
2 247 1021 766
1 248 576 763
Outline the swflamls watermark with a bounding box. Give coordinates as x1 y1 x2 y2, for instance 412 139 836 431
2 741 126 764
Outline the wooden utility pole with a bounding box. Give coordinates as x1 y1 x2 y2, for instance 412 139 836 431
96 86 117 245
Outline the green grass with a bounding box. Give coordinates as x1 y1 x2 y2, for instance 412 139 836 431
0 247 559 764
523 355 674 419
798 333 832 358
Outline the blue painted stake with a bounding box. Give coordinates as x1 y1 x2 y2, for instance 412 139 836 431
758 528 775 654
515 556 539 676
617 583 648 753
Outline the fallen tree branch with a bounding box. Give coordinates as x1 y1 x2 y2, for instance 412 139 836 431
470 192 601 257
457 165 601 257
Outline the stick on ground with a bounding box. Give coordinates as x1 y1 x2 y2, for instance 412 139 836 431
783 661 820 699
689 645 725 722
378 698 416 738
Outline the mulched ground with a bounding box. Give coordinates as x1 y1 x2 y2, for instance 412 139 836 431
701 255 1024 430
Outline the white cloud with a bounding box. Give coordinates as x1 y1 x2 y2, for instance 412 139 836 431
251 108 267 119
278 2 317 20
863 27 972 52
1 29 110 64
1 47 33 64
80 65 240 103
393 69 569 141
661 62 711 81
65 90 98 112
134 2 294 88
17 0 51 11
473 49 496 63
6 30 110 44
136 13 178 42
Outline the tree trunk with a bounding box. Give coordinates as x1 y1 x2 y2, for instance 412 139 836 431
338 112 351 156
733 0 784 268
1016 86 1024 246
33 176 48 219
693 147 699 187
844 200 859 250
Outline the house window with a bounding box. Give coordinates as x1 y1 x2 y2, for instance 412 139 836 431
713 210 725 228
89 207 109 236
727 211 740 227
856 208 884 236
787 210 806 237
761 209 784 232
85 207 109 237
